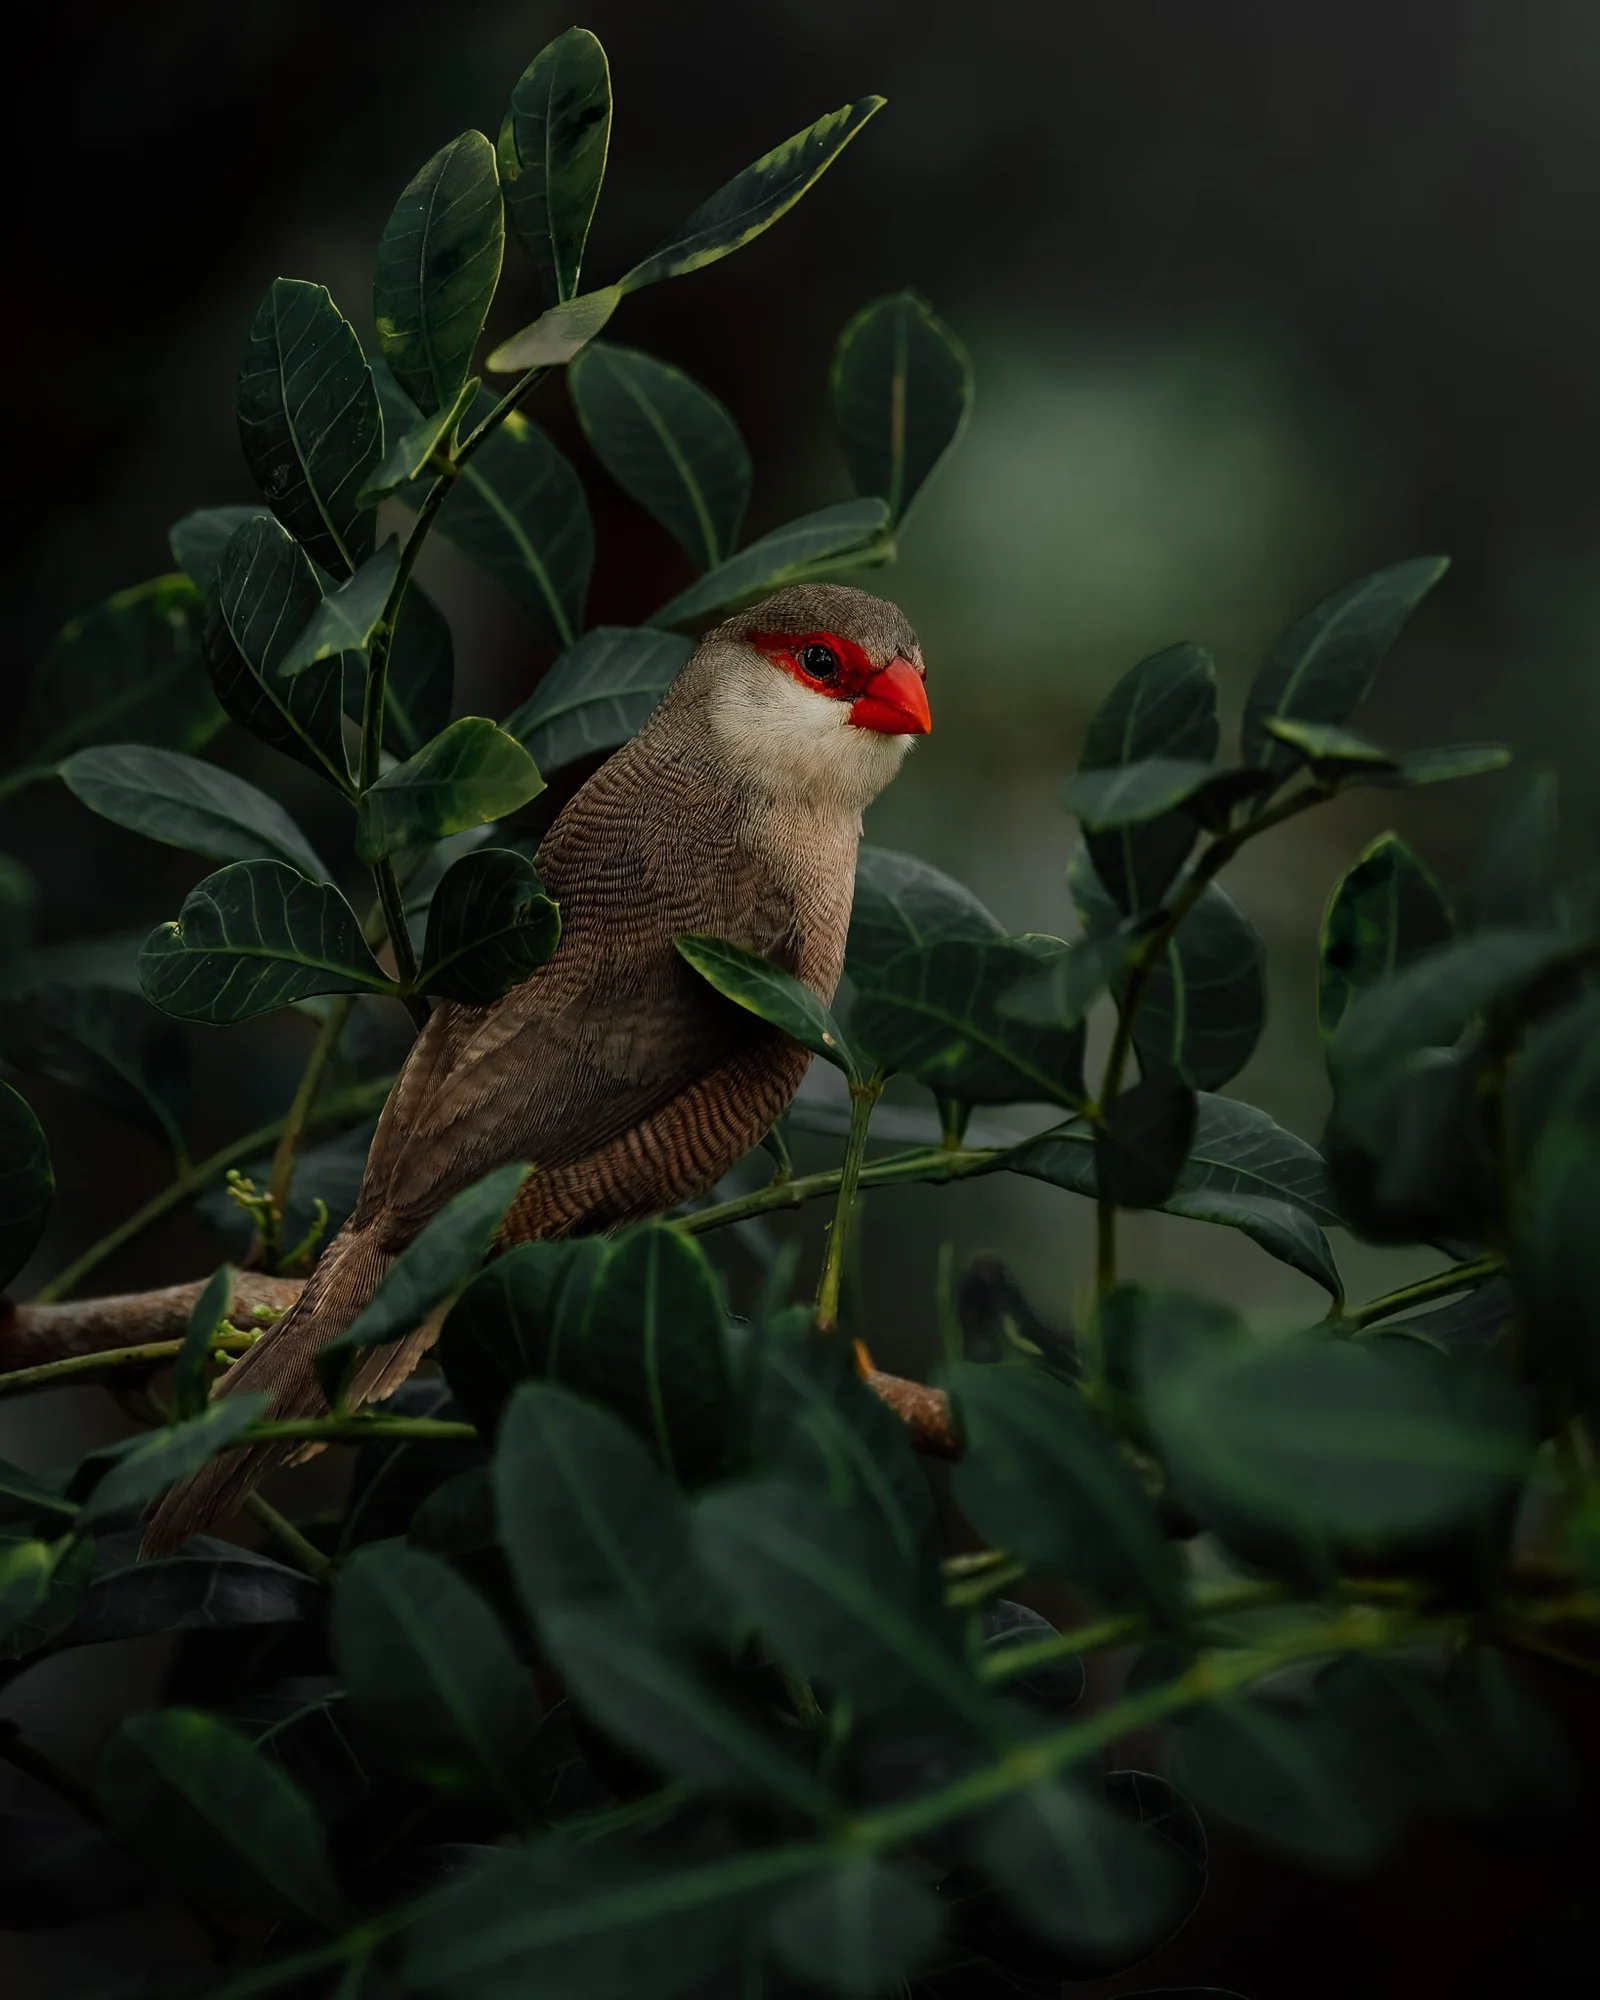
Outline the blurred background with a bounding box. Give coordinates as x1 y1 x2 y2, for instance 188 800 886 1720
4 1 1600 1992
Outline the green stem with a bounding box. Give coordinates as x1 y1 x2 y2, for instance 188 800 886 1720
241 1414 479 1447
0 1333 256 1401
816 1075 883 1333
980 1578 1295 1684
374 856 427 1026
1344 1253 1504 1333
679 1142 998 1239
267 997 356 1231
30 1077 396 1304
243 1491 333 1582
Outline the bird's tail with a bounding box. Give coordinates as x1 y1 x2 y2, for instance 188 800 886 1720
140 1225 437 1556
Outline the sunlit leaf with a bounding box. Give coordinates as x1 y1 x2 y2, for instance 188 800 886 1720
650 498 890 628
502 626 690 774
355 716 544 864
280 538 400 674
499 27 612 304
1261 716 1398 780
138 861 393 1024
357 373 479 503
830 290 972 524
61 744 329 877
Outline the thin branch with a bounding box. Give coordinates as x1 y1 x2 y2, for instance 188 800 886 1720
243 1492 334 1582
816 1075 882 1334
0 1329 259 1399
1343 1253 1504 1332
0 1274 303 1379
268 996 356 1231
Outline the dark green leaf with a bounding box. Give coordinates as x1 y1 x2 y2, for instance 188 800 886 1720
1392 741 1512 786
540 1606 835 1817
0 983 187 1153
852 936 1086 1107
1318 832 1454 1038
174 1262 233 1420
384 581 456 756
997 930 1131 1032
332 1542 534 1799
354 716 544 864
570 342 751 568
830 290 972 525
1144 1333 1535 1574
499 27 612 304
16 577 220 772
374 130 504 416
0 1079 51 1291
280 537 399 674
169 506 268 592
0 1540 51 1636
492 1381 723 1639
206 514 352 792
847 846 1003 979
771 1857 942 1995
82 1395 270 1522
1469 769 1558 930
503 625 691 774
315 1161 530 1397
426 411 593 647
1097 1066 1198 1209
357 372 478 503
650 498 891 628
138 861 393 1024
1240 556 1450 785
950 1362 1184 1620
419 846 560 1003
401 1838 756 1999
61 1532 314 1646
236 277 381 574
60 744 329 877
99 1708 343 1924
1062 757 1270 831
1079 643 1218 915
442 1240 600 1432
971 1779 1195 1966
0 1455 74 1532
676 935 859 1077
622 98 885 292
1261 716 1398 780
694 1480 1000 1735
980 1599 1086 1709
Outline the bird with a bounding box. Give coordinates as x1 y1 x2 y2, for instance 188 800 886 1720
143 582 931 1552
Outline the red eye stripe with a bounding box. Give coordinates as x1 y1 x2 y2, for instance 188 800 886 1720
746 629 879 699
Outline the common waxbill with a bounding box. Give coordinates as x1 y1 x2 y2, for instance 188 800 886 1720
143 583 931 1551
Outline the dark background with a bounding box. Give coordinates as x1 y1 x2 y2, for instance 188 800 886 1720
4 1 1600 1993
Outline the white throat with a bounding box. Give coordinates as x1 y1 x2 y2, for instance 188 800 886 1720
703 654 915 815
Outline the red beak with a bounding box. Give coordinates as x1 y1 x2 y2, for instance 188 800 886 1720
849 657 931 737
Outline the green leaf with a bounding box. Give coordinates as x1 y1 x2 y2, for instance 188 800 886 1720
1469 769 1558 930
949 1363 1184 1621
61 1532 314 1647
16 577 220 773
1318 832 1454 1038
331 1542 535 1798
1240 556 1450 786
499 27 612 304
357 372 479 503
1098 1066 1199 1209
997 930 1131 1033
852 936 1087 1107
138 861 393 1024
650 498 892 627
0 1457 75 1532
174 1263 233 1421
770 1857 942 1995
0 1541 52 1638
355 716 544 864
621 98 885 292
0 983 187 1154
503 626 691 774
0 1535 93 1663
1062 757 1270 831
676 935 859 1078
485 285 622 373
236 277 382 574
1261 716 1398 780
570 342 751 569
829 289 972 525
694 1479 1000 1736
280 537 399 674
384 581 456 757
1079 643 1218 915
82 1396 270 1522
425 410 593 647
847 846 1004 978
1145 1334 1535 1574
99 1708 342 1925
60 744 330 877
1392 741 1512 787
206 515 352 792
315 1162 531 1398
419 846 560 1003
0 1080 52 1291
169 506 268 592
539 1606 836 1818
491 1381 724 1640
970 1778 1196 1966
1073 851 1265 1090
374 130 504 417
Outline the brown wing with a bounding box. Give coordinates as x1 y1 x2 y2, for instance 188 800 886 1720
354 736 801 1245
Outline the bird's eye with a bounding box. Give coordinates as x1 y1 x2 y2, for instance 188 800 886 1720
799 642 839 680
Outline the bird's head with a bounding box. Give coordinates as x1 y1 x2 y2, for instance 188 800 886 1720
685 583 930 811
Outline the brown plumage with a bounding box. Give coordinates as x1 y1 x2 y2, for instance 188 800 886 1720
143 584 928 1552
